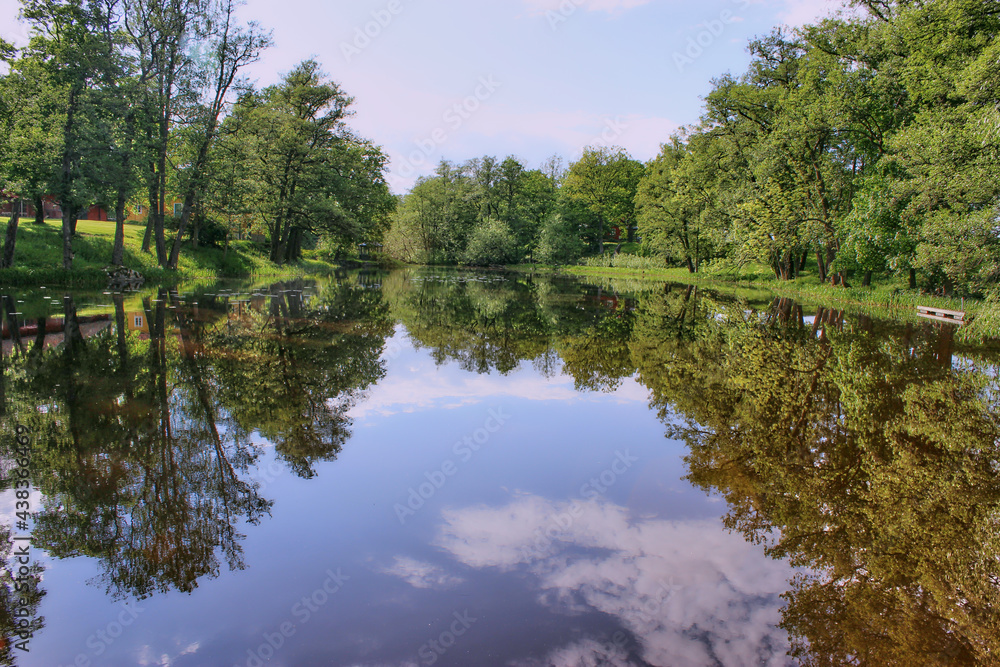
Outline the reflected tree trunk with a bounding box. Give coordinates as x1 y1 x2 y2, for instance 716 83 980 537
4 296 24 357
935 324 955 369
27 316 47 367
1 209 20 269
0 299 6 417
62 294 86 468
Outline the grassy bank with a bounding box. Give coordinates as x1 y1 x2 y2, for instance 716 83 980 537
0 217 336 287
516 262 1000 343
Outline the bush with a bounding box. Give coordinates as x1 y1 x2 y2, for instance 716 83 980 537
463 218 518 266
193 216 229 248
535 213 584 265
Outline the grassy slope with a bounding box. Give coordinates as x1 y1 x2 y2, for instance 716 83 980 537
0 217 332 286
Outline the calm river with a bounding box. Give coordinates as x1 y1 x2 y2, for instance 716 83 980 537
1 269 997 666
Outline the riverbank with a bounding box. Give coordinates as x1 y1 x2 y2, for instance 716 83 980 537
0 217 340 287
516 263 1000 343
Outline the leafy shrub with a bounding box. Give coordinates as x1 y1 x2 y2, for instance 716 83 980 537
463 218 518 266
535 213 584 264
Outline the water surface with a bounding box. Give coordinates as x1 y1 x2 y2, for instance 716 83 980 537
1 270 998 666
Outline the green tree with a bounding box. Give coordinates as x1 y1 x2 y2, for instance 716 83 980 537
562 146 644 254
228 60 393 265
463 217 517 266
18 0 106 270
535 212 585 265
636 134 725 272
164 0 271 269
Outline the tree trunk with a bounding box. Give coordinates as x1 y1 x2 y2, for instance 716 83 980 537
62 294 84 353
909 268 917 290
0 301 4 417
33 196 45 225
799 250 809 273
112 197 127 266
285 227 303 264
273 222 290 266
167 191 196 270
154 199 167 267
816 251 827 284
114 293 128 366
1 210 21 269
62 208 74 271
269 220 282 263
142 157 158 254
686 256 695 273
30 316 46 359
141 215 154 253
862 270 872 287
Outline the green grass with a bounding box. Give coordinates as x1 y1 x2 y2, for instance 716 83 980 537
0 217 334 287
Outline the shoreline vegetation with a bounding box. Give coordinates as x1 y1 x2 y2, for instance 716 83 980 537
548 264 1000 344
3 213 997 342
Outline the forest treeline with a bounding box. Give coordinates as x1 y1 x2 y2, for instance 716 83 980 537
0 0 394 272
383 0 1000 297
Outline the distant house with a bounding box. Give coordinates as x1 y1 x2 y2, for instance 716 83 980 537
0 195 63 220
0 195 184 224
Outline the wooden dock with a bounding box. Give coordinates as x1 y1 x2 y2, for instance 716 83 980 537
917 305 966 325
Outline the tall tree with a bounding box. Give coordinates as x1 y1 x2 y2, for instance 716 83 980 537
228 60 393 265
164 0 270 269
562 146 643 254
19 0 105 270
125 0 208 264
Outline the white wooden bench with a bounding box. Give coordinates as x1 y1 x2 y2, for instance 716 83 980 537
917 305 966 325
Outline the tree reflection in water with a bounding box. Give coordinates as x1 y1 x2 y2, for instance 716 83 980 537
635 294 1000 666
0 277 392 603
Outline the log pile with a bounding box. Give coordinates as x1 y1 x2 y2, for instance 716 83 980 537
105 265 145 291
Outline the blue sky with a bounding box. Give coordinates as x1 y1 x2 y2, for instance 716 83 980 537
0 0 841 192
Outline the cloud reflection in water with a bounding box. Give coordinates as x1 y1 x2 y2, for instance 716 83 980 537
432 494 796 667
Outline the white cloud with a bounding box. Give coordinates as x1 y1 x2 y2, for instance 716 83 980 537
511 638 638 667
435 494 796 667
380 556 465 590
